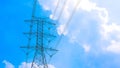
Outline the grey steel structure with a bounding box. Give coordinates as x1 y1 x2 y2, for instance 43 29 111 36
20 0 58 68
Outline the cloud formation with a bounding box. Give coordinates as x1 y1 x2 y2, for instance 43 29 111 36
19 62 55 68
3 60 15 68
38 0 120 54
83 44 91 53
3 60 55 68
106 40 120 54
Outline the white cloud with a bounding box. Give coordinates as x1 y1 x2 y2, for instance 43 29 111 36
57 24 68 35
83 44 91 53
69 30 80 43
47 64 55 68
38 0 80 26
18 62 32 68
79 0 96 12
105 40 120 54
95 7 109 24
101 23 120 40
38 0 106 51
3 60 55 68
38 0 120 54
3 60 15 68
99 9 120 54
18 62 55 68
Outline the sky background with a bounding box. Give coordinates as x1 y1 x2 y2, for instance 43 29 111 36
1 0 120 68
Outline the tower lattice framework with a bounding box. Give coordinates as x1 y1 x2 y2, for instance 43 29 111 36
20 0 58 68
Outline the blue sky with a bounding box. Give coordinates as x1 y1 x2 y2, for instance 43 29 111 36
1 0 120 68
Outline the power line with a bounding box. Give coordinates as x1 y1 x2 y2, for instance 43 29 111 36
57 0 68 22
55 0 81 48
51 0 60 19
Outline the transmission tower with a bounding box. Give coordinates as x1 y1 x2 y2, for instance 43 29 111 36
20 0 58 68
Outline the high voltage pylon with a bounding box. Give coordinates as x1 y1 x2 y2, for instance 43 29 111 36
20 0 81 67
20 0 58 68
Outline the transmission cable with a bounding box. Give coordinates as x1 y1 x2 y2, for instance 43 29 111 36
51 0 61 19
54 0 81 48
47 0 68 63
57 0 69 22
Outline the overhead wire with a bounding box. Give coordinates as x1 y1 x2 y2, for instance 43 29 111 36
46 0 62 63
57 0 69 22
24 0 80 66
46 0 68 63
52 0 69 49
54 0 81 48
51 0 61 19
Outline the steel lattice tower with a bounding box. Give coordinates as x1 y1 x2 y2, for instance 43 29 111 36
20 0 58 68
